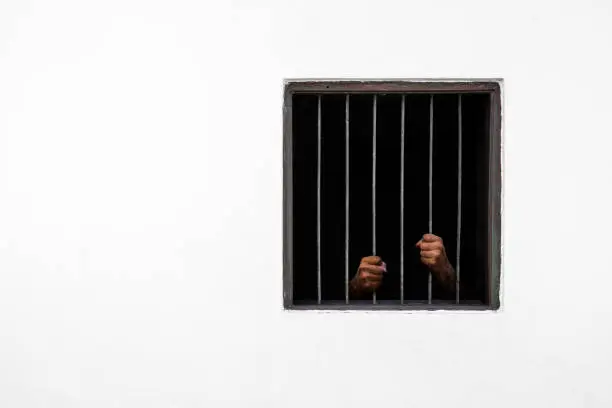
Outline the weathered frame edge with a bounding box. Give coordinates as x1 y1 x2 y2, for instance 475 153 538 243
283 85 294 309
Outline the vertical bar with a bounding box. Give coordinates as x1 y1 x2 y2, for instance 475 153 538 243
400 95 405 305
345 94 350 304
489 87 502 310
372 95 377 305
428 95 433 305
456 95 463 304
283 90 294 308
317 95 322 304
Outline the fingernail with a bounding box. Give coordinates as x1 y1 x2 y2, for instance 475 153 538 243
382 262 387 272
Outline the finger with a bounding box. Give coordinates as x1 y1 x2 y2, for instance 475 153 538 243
415 239 422 248
359 268 383 280
361 272 383 282
420 250 441 259
361 256 382 265
419 242 444 251
420 257 436 266
360 273 383 284
359 264 385 275
422 233 442 243
360 274 382 286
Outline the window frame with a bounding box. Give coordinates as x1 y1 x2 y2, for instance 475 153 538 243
283 79 502 311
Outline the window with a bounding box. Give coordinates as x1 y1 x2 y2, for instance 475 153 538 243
283 80 502 310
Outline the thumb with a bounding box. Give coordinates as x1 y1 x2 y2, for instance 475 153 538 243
415 240 422 248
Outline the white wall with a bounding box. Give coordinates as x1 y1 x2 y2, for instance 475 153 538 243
1 0 611 406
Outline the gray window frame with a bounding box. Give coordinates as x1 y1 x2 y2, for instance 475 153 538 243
283 79 502 311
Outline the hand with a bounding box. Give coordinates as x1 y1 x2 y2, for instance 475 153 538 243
349 256 387 298
416 234 455 288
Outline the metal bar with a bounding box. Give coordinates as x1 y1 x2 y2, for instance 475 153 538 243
283 90 294 308
400 95 406 305
428 95 433 305
345 94 350 304
456 95 463 304
317 95 322 304
285 81 501 94
489 87 503 310
372 95 377 305
287 303 492 311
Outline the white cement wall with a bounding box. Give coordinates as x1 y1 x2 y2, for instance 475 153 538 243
1 0 611 407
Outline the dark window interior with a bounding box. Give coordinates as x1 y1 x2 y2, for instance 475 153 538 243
290 88 496 308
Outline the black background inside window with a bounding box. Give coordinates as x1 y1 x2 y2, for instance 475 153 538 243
291 93 490 305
